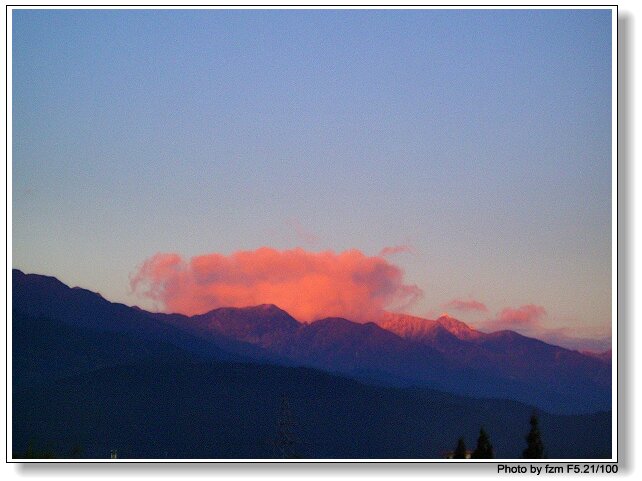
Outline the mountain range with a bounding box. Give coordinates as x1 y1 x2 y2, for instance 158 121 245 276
12 269 612 458
12 269 611 413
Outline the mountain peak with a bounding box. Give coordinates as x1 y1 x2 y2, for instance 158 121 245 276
200 303 292 318
190 304 301 346
435 315 482 341
377 312 483 342
257 303 280 310
253 303 292 316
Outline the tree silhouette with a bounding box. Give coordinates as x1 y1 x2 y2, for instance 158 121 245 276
14 440 55 459
274 395 300 458
68 445 84 459
523 413 545 458
453 437 468 459
471 427 494 459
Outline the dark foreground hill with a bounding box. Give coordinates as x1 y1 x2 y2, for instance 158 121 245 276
12 303 611 459
13 359 611 459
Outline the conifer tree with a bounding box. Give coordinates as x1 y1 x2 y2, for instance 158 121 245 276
523 414 545 458
453 438 468 459
471 427 494 459
274 395 300 458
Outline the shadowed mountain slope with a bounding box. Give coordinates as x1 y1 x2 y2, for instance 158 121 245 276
13 359 611 459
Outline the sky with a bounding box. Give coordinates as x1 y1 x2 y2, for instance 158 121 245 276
12 8 613 348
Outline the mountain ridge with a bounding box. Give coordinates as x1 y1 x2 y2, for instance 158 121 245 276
12 269 611 414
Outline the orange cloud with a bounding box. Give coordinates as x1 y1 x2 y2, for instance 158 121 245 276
498 304 546 325
131 247 423 322
483 304 547 331
443 298 488 313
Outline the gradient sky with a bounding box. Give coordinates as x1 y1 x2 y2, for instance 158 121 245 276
12 9 613 345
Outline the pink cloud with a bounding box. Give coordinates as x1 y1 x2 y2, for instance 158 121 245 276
480 304 547 332
131 247 423 322
497 304 546 326
443 298 488 313
378 245 414 257
475 304 611 351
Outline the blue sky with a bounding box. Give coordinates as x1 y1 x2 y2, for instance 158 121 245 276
12 9 612 342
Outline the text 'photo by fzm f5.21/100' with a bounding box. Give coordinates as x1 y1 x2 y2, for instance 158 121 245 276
10 7 615 462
